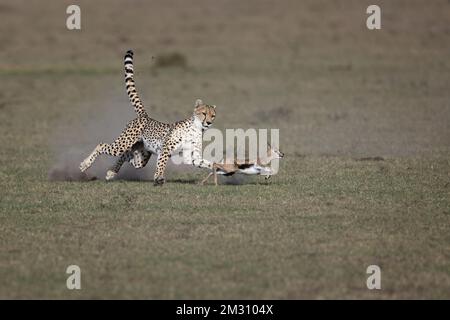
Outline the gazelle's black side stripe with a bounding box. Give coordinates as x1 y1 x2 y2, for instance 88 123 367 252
124 50 147 117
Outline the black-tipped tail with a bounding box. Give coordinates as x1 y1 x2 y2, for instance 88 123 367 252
124 50 147 117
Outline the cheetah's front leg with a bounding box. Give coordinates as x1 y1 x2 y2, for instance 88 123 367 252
190 141 212 170
154 151 170 186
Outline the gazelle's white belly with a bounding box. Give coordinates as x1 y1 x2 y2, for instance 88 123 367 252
238 166 262 175
215 170 228 175
214 164 273 176
239 165 273 175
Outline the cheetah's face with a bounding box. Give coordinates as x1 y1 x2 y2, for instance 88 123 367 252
193 99 216 129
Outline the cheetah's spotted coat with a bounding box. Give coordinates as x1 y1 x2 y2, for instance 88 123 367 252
80 50 217 185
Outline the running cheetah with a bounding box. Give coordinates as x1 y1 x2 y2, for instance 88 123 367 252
79 50 217 185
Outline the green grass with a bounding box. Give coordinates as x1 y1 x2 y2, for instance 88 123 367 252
1 148 449 298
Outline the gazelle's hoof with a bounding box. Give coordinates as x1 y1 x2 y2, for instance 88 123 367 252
105 170 117 181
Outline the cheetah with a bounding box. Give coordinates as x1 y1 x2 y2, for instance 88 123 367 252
79 50 217 185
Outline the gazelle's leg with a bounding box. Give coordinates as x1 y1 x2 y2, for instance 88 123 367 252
200 172 213 185
214 165 218 186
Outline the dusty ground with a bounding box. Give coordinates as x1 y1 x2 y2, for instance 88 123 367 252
0 0 449 299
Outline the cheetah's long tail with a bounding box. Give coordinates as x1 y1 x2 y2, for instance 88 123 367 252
124 50 147 117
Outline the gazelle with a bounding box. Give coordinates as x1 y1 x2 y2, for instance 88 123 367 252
200 145 284 185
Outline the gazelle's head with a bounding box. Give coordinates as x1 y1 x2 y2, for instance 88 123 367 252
267 144 284 160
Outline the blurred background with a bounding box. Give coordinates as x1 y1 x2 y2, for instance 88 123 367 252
1 0 449 158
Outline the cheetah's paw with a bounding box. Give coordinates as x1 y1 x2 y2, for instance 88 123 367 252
79 160 90 172
153 177 165 186
105 170 117 181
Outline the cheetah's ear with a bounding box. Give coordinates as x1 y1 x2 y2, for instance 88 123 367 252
195 99 204 107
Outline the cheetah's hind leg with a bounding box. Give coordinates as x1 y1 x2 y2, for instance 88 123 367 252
105 144 151 181
80 121 143 174
105 149 151 181
80 143 105 172
105 152 132 180
80 141 128 173
129 142 152 169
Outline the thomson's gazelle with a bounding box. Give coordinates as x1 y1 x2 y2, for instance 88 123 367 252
200 145 284 185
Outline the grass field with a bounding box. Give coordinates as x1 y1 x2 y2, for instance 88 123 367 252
0 0 449 299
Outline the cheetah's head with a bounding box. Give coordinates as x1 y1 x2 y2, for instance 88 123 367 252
193 99 216 129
